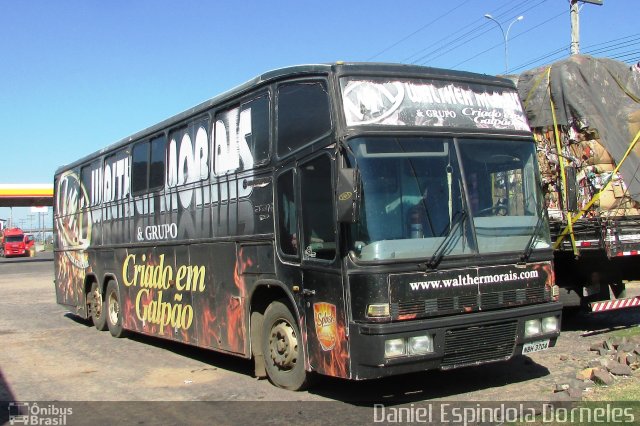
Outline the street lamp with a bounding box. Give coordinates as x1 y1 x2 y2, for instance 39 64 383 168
484 14 524 74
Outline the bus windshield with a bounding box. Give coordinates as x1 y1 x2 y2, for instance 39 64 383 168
348 136 551 261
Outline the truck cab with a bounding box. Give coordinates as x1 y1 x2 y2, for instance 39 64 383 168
1 228 34 257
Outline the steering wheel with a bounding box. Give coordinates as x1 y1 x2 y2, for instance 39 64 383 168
475 205 508 217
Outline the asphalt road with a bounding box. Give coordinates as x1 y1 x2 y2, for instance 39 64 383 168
1 253 639 425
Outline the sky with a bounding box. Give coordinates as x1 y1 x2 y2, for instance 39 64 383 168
0 0 636 226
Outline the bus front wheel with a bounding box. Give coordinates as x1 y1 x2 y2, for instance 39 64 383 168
89 281 107 331
105 281 127 338
261 300 308 391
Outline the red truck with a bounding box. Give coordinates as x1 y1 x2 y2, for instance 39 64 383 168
0 228 35 257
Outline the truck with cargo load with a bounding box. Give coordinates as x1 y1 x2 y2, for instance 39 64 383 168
517 55 640 312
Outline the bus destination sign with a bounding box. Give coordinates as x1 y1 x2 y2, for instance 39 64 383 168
341 77 530 131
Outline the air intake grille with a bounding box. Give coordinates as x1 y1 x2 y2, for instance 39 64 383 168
392 287 548 319
441 321 517 369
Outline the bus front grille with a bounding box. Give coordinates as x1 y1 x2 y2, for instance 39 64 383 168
441 321 517 369
392 287 548 319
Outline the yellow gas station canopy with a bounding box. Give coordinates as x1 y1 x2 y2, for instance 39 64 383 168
0 184 53 207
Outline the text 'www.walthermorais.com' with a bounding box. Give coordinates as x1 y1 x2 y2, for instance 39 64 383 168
409 270 540 291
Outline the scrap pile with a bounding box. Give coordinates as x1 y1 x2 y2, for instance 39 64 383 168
517 55 640 220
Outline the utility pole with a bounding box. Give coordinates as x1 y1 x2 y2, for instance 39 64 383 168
570 0 604 55
40 212 44 245
570 0 580 55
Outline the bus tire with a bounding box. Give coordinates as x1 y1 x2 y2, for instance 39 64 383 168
105 280 127 338
261 300 308 391
89 281 108 331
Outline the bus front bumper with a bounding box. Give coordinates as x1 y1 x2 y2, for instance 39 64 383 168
348 301 562 380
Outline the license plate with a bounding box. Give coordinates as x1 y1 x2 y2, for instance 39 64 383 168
522 339 549 354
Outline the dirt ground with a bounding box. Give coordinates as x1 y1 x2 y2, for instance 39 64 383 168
1 253 639 424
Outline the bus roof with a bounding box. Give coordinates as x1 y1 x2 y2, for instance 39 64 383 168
55 62 512 174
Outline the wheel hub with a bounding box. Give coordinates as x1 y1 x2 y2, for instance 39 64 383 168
108 292 119 325
91 289 103 318
268 320 298 370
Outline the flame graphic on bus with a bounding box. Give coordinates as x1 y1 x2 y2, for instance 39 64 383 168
197 248 248 355
199 303 219 348
122 289 138 331
533 261 555 300
228 248 249 354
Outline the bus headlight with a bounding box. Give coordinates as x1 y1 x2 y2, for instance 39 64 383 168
542 316 559 333
524 319 541 337
408 335 434 355
384 338 405 358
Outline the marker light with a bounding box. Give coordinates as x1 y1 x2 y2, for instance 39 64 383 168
367 303 390 318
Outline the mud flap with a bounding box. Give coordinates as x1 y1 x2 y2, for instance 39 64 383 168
250 311 267 378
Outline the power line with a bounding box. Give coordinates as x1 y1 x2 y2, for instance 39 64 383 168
366 0 473 61
407 0 530 63
610 51 640 62
583 38 640 56
506 33 640 73
414 0 549 66
587 44 640 59
403 0 537 64
368 0 639 73
450 7 568 71
582 33 640 51
582 33 640 64
509 46 568 73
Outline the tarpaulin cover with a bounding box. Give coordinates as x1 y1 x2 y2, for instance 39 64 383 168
518 55 640 202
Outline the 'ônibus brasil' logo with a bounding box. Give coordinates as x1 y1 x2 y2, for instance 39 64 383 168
55 170 92 268
313 302 338 351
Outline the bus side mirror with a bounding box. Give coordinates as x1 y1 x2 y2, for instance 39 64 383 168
337 167 360 223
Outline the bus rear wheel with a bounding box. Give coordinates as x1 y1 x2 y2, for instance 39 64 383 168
261 300 308 391
105 281 127 338
89 281 107 331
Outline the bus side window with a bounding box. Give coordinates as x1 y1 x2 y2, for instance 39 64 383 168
149 136 167 190
276 80 331 157
80 160 101 207
277 169 298 257
131 141 150 194
241 94 270 165
133 135 167 194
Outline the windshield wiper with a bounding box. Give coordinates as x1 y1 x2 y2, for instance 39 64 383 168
427 210 467 270
520 214 545 263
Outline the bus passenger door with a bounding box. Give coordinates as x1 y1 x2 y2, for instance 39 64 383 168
298 154 350 379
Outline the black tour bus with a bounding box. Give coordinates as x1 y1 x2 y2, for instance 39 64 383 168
54 62 562 390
